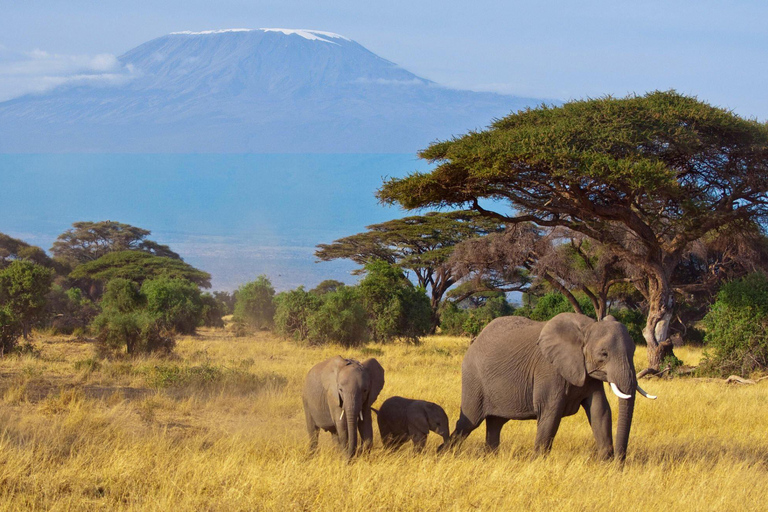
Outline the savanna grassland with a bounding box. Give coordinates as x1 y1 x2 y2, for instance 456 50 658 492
1 330 767 511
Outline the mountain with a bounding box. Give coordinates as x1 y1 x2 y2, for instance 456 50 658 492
0 29 547 152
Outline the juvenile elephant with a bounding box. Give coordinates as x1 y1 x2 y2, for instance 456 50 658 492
374 396 450 452
441 313 655 460
302 356 385 459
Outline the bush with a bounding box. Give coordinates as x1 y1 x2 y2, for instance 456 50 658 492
699 273 768 377
0 260 54 339
45 285 99 335
440 294 514 337
200 292 226 328
233 275 276 330
517 292 595 322
0 308 22 354
91 279 174 355
358 261 431 343
307 286 368 346
274 287 322 340
141 276 202 334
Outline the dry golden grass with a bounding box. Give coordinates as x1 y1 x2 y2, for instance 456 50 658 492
1 329 767 511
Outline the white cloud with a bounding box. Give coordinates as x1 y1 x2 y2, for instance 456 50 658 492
0 47 133 102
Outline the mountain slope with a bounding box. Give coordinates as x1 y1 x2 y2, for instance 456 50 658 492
0 29 547 152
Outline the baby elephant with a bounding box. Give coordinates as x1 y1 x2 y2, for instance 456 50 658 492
375 396 450 452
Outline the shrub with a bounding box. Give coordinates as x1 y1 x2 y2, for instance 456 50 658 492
307 286 368 346
233 275 276 330
358 261 431 343
0 308 22 354
610 308 646 345
699 273 768 376
440 294 514 337
439 302 469 336
199 292 226 328
0 260 54 339
517 292 595 322
274 287 322 340
45 285 99 335
141 276 202 334
91 279 174 354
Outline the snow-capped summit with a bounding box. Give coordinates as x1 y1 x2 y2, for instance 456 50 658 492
0 29 545 152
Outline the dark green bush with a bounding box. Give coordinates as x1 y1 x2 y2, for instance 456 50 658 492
440 294 514 337
233 275 275 330
274 287 322 340
199 292 226 328
0 260 54 339
307 286 368 346
610 308 646 345
358 261 431 343
45 285 99 335
141 276 202 334
0 308 22 354
517 292 595 322
699 273 768 377
91 279 174 354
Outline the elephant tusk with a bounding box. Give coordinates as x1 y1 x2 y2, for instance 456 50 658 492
339 409 345 421
637 385 657 400
609 382 632 399
359 411 364 421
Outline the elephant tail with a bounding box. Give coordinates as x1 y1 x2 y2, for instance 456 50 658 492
370 407 379 415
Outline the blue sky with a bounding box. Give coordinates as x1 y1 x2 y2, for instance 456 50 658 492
1 0 767 119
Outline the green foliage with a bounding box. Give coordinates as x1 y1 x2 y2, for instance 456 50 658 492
358 261 431 343
45 285 99 335
700 273 768 376
51 221 180 265
200 293 226 328
307 286 368 346
0 308 22 354
516 292 595 322
309 280 345 295
440 295 514 336
233 275 276 330
274 287 322 340
69 250 211 289
141 277 203 334
91 279 174 355
0 232 55 269
0 260 55 340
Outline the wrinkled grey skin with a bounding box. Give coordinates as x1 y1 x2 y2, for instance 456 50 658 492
441 313 637 460
302 356 385 459
375 396 450 452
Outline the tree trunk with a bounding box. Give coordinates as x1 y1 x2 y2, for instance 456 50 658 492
642 275 676 370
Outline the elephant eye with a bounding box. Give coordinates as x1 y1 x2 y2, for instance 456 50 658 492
600 350 608 358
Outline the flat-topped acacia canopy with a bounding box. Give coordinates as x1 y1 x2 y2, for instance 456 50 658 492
378 90 768 369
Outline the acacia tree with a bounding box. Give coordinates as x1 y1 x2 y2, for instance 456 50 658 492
0 233 55 269
51 221 180 265
315 211 503 331
379 91 768 370
0 260 54 340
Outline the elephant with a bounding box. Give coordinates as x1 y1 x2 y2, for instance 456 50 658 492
440 313 656 460
302 356 385 459
374 396 450 452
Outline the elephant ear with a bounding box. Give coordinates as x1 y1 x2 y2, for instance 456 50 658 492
362 358 385 406
537 313 592 387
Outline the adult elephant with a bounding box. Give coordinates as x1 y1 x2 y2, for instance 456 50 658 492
302 356 385 459
441 313 655 460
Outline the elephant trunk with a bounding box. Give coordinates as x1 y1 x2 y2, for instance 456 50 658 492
345 397 361 460
612 363 637 461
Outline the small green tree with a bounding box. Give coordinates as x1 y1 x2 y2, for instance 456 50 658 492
274 287 322 340
0 260 54 339
45 284 99 335
200 293 226 328
307 286 368 346
358 261 431 343
700 273 768 376
141 277 203 334
91 278 173 355
233 275 276 330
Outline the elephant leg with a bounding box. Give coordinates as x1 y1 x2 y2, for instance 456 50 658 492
304 407 319 454
534 407 563 455
582 390 614 460
411 432 428 453
485 415 508 451
439 410 481 452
